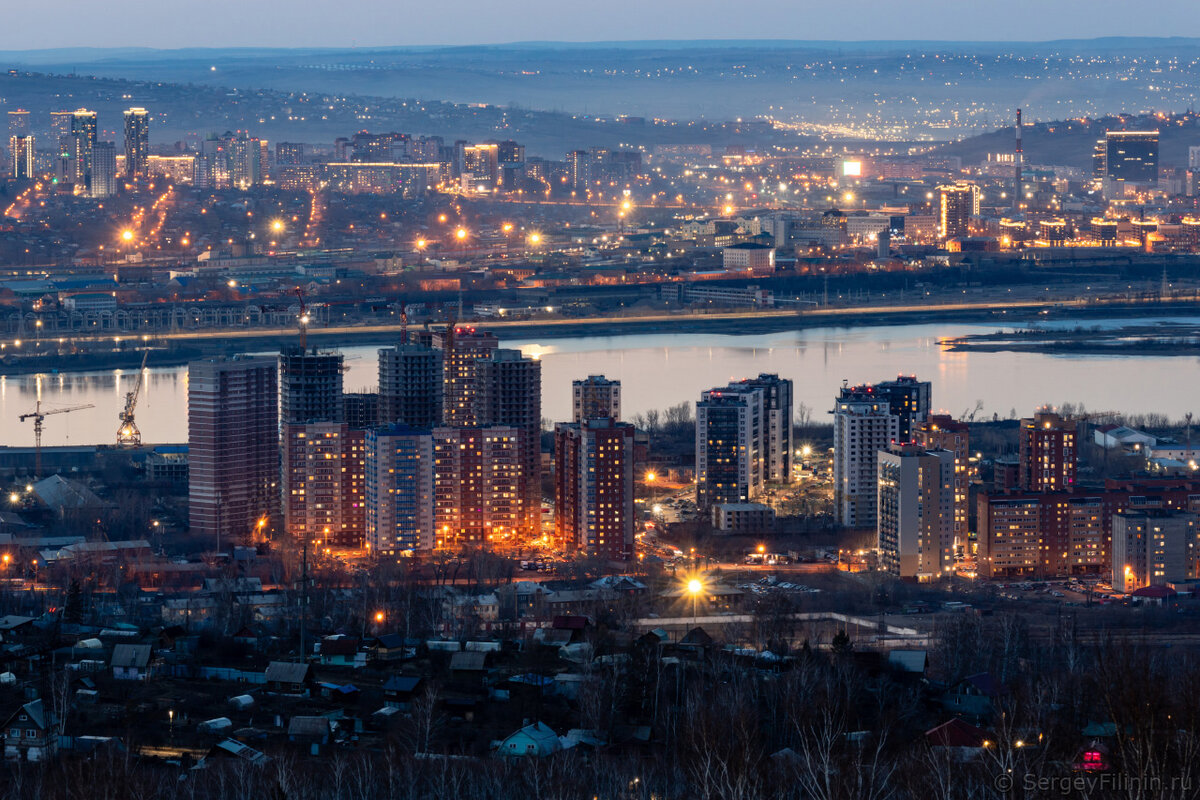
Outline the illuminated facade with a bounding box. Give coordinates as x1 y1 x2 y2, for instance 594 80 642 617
438 327 499 426
6 110 29 137
284 423 366 550
935 183 980 239
555 418 636 561
8 135 33 180
696 385 764 508
147 155 196 183
432 426 521 549
916 415 969 548
1018 410 1076 492
365 425 435 555
323 162 437 196
473 350 543 535
123 108 149 177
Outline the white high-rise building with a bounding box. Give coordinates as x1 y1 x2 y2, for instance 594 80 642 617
877 443 955 578
833 396 899 528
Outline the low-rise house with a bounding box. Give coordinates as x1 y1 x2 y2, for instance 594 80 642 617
925 718 991 761
371 634 417 663
940 672 1000 720
449 651 490 689
264 661 311 693
382 675 423 708
319 637 365 668
496 721 562 758
111 643 154 681
288 716 332 748
2 699 57 761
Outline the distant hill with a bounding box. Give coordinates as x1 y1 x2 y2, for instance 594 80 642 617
935 113 1200 170
4 40 1200 127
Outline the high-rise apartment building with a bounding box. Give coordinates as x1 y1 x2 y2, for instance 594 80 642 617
432 426 522 549
731 374 793 483
8 135 33 180
474 349 542 534
279 347 344 426
6 110 29 138
365 425 436 556
838 376 931 442
935 183 980 239
188 357 280 547
276 142 306 166
438 326 499 426
877 443 955 578
1018 410 1077 492
572 375 621 422
696 385 764 508
283 423 365 549
1112 509 1199 592
1104 131 1159 185
378 343 442 428
279 346 347 550
462 143 499 190
832 395 899 528
343 392 380 429
49 111 73 141
90 141 116 198
555 418 636 561
915 414 970 550
123 108 149 178
56 109 98 191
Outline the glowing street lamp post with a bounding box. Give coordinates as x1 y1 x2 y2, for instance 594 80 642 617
687 578 702 625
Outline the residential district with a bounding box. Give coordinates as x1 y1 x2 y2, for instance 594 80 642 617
0 101 1199 797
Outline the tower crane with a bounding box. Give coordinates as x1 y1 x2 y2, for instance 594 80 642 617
294 287 310 350
117 350 150 447
18 400 95 479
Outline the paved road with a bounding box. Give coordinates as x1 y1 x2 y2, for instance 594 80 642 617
7 294 1162 349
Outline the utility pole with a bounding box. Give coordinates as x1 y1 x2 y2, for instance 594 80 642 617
299 535 309 662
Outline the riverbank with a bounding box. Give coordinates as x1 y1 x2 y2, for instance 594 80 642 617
944 321 1200 356
2 297 1198 376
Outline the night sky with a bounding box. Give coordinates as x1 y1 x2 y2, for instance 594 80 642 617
3 0 1199 50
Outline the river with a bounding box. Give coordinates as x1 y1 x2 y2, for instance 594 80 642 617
1 315 1196 447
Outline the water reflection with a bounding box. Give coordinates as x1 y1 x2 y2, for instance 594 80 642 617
0 317 1196 446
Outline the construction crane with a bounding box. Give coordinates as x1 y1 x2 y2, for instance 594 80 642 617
18 400 94 479
117 350 150 447
294 287 310 350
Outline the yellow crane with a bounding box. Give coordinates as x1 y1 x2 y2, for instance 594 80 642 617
117 350 150 447
18 400 94 479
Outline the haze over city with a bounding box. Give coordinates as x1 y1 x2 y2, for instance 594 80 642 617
4 0 1200 48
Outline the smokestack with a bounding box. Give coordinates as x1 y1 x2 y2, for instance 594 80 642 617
1014 109 1023 212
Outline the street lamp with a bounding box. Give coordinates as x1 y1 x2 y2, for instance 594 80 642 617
687 578 703 624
